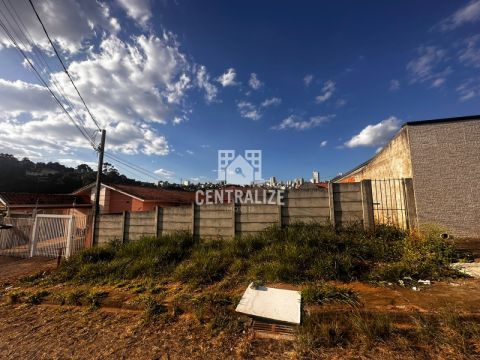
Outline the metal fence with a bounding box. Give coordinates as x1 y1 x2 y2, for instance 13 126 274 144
0 215 88 258
371 179 408 229
0 217 34 257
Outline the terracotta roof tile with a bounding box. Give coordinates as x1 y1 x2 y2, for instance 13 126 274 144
0 192 91 206
106 184 195 204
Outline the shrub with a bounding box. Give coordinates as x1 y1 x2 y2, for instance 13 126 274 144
48 223 461 286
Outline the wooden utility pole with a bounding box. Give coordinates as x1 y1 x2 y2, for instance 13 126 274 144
92 129 106 246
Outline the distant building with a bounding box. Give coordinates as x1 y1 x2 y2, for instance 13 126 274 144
333 115 480 238
312 171 320 183
269 176 277 186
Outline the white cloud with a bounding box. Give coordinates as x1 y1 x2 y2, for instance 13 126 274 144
320 140 327 147
315 80 335 103
0 0 120 53
237 101 261 120
272 114 333 130
335 99 347 108
431 77 445 88
248 73 263 90
456 78 480 101
436 0 480 31
303 74 314 86
196 65 219 103
154 168 174 177
217 68 238 87
389 79 400 91
117 0 152 26
186 150 194 155
345 116 401 148
459 35 480 68
0 31 204 158
406 46 450 87
0 79 56 114
261 97 281 107
56 33 191 125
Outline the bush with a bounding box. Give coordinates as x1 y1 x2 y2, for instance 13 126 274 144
49 223 461 286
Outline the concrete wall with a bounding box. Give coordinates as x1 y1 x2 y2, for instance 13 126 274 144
407 119 480 237
340 127 412 182
94 183 372 244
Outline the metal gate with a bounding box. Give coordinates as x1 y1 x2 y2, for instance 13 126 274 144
371 179 409 230
0 214 88 258
0 217 34 258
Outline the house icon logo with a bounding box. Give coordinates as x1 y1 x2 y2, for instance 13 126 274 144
217 150 263 185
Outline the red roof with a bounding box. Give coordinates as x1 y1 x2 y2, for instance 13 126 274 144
0 192 91 207
106 184 194 204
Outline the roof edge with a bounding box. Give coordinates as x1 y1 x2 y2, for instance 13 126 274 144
402 114 480 127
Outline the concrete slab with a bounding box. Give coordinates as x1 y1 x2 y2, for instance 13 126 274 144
235 283 301 324
452 262 480 279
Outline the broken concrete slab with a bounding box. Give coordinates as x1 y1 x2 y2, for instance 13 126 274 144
235 283 301 324
452 262 480 279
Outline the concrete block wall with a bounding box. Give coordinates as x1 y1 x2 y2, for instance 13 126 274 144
94 182 372 244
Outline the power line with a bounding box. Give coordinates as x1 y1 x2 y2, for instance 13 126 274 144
0 15 96 148
28 0 102 132
104 152 162 182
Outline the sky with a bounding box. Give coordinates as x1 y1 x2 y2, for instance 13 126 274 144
0 0 479 184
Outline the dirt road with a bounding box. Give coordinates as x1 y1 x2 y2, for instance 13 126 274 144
0 256 56 286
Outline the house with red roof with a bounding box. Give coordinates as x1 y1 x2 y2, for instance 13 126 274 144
72 182 195 214
0 192 91 217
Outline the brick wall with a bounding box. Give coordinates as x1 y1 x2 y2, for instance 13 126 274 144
342 127 413 181
407 119 480 237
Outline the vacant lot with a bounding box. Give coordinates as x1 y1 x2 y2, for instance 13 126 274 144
1 223 479 359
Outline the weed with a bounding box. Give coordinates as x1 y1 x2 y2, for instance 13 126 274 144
47 223 461 287
142 296 166 321
7 291 24 304
65 289 86 305
302 282 360 307
86 290 108 310
26 290 50 305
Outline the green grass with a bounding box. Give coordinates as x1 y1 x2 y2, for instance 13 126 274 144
301 283 360 306
48 223 461 286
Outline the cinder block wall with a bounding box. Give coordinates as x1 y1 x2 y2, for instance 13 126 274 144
407 119 480 237
94 183 372 244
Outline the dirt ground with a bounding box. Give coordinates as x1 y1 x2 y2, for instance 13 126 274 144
1 256 480 359
0 256 56 286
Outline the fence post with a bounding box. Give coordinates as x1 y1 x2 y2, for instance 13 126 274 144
29 215 39 258
120 211 127 243
328 182 336 227
154 206 160 238
403 178 418 230
360 180 375 230
65 216 74 258
232 202 236 238
191 203 196 237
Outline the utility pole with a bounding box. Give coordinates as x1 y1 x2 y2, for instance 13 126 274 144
92 129 106 246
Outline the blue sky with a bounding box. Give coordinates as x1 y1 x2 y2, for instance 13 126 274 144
0 0 479 183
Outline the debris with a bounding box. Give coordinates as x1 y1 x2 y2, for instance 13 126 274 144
236 283 301 324
412 286 420 291
451 262 480 279
398 280 405 286
418 280 431 285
